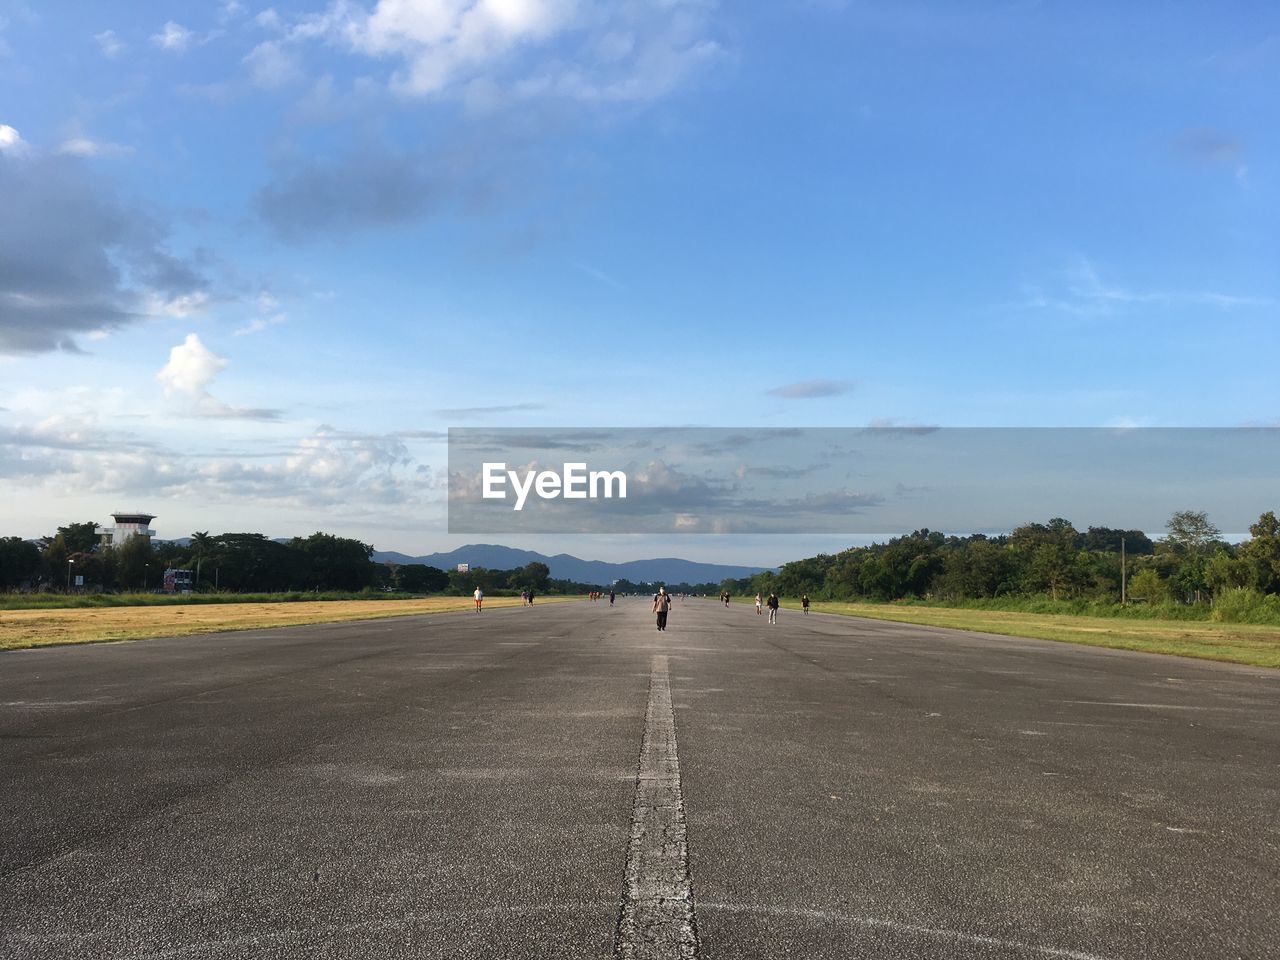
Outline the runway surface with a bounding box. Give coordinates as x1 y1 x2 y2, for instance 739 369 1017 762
2 598 1277 959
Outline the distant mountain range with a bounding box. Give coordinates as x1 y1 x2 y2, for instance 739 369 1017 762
370 543 771 585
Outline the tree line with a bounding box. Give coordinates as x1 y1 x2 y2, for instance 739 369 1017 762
0 525 594 596
719 510 1280 610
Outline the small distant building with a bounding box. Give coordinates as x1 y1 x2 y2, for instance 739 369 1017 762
456 563 470 573
96 511 157 549
163 568 194 594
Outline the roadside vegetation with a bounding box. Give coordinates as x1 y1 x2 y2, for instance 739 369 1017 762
717 509 1280 667
722 510 1280 626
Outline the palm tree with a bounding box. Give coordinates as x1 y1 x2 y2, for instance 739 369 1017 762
191 531 212 589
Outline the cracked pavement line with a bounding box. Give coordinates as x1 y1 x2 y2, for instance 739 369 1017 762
615 654 699 959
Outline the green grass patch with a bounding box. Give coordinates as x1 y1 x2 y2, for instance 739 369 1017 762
782 599 1280 669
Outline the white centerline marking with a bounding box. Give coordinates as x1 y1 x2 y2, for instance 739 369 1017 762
615 654 699 959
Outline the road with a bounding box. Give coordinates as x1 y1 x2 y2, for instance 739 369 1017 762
2 598 1277 959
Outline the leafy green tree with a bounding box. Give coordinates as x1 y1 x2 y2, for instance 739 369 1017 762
116 534 155 591
936 537 1015 599
291 533 376 591
152 539 190 569
1082 527 1154 555
371 563 394 591
1128 568 1166 602
508 561 551 592
0 537 42 589
396 564 450 593
1163 510 1222 558
66 551 106 591
1028 542 1088 601
1010 519 1083 598
190 531 213 589
448 566 510 595
857 556 895 600
775 555 831 598
98 545 118 591
1161 511 1222 602
1205 549 1250 594
212 534 304 592
1240 511 1280 594
56 521 101 554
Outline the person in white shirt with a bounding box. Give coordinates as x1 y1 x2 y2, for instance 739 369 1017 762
473 587 483 612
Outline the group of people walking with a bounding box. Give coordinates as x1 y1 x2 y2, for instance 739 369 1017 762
753 591 811 623
646 588 814 631
479 584 811 628
472 588 539 611
754 591 780 623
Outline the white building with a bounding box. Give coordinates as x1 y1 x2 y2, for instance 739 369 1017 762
96 511 157 549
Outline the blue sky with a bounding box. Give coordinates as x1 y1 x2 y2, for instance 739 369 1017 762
1 1 1277 564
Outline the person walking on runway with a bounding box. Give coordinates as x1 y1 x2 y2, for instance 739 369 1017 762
766 592 780 624
801 595 810 615
473 587 483 613
653 587 672 632
755 592 763 615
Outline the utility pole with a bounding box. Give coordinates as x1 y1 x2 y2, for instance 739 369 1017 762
66 558 74 592
1121 535 1127 606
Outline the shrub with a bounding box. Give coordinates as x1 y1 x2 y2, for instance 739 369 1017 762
1210 587 1280 624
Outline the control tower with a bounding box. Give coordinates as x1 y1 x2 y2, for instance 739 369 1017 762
96 511 157 548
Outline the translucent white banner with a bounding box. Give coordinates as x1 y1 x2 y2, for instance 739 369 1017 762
447 427 1279 535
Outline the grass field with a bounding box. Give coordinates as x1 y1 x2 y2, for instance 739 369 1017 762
785 599 1280 669
0 596 572 652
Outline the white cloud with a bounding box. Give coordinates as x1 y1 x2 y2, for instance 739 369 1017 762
56 137 133 158
279 0 722 102
1 419 434 512
256 8 285 31
152 20 194 52
144 290 213 318
157 333 228 398
1015 258 1273 318
154 333 281 420
233 312 288 336
244 39 303 87
94 29 124 58
0 123 26 153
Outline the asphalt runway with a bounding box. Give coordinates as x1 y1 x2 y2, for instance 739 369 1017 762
2 598 1277 959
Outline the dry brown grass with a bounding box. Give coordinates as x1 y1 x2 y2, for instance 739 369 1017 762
0 596 568 651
